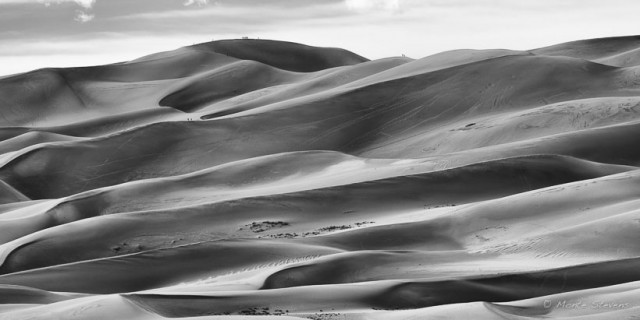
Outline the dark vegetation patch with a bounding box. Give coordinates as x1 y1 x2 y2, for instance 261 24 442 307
262 221 374 239
241 221 290 233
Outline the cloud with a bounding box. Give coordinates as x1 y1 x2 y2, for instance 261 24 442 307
72 0 94 8
36 0 96 9
33 0 98 23
74 9 93 22
1 0 639 76
183 0 209 6
344 0 400 12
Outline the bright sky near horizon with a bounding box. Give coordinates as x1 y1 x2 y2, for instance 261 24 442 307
0 0 638 76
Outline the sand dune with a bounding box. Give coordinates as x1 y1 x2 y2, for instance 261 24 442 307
532 35 640 66
0 37 640 319
0 154 627 272
3 54 639 199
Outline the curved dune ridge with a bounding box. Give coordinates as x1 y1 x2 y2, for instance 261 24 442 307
0 36 639 319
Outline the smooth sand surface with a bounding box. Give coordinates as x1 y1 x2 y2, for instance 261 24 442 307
1 37 640 319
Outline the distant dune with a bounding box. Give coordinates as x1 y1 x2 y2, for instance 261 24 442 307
0 37 640 319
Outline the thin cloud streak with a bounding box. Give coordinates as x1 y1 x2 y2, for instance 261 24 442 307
183 0 209 6
345 0 400 12
0 0 97 8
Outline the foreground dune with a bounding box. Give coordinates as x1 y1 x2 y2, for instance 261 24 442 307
0 36 640 319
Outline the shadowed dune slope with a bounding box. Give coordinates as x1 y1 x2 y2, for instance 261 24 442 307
159 60 302 112
190 39 369 72
1 36 640 319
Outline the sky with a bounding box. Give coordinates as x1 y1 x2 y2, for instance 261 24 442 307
0 0 639 76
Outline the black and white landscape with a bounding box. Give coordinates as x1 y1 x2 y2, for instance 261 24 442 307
1 1 640 319
0 35 639 320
